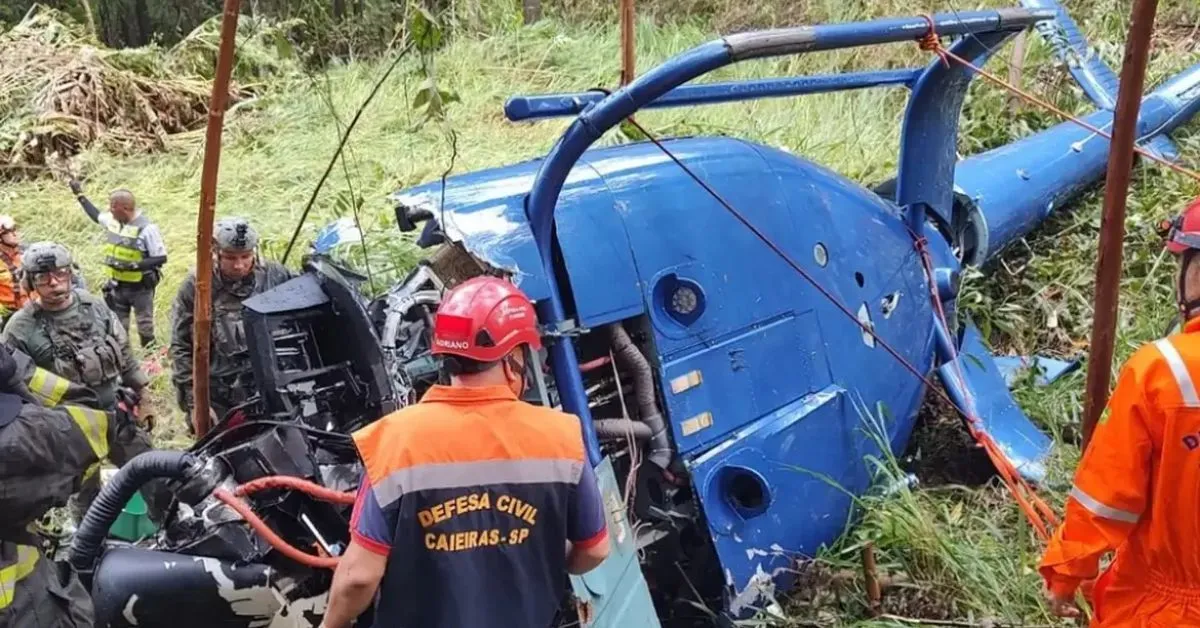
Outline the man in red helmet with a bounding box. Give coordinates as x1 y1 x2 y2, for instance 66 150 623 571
322 276 611 628
1037 197 1200 625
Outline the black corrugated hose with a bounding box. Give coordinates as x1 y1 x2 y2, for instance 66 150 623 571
607 324 673 468
69 451 197 576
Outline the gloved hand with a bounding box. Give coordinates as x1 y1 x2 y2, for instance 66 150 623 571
117 386 152 432
1044 586 1080 618
69 178 83 195
176 384 193 414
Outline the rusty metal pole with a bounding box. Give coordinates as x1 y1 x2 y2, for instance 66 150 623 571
1081 0 1159 450
862 541 881 617
1007 31 1027 111
620 0 634 85
192 0 243 438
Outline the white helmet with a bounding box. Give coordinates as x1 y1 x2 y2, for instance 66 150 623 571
0 215 15 233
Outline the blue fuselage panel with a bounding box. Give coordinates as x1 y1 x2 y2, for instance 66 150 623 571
394 136 941 613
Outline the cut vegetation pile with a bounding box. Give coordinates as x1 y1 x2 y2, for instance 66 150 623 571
0 5 297 175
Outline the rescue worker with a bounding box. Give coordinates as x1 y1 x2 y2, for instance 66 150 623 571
1038 197 1200 625
170 217 293 429
1 241 152 526
322 276 611 628
0 342 152 627
69 179 167 349
0 215 26 315
0 215 26 321
1 241 148 411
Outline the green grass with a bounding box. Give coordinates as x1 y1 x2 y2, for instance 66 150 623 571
3 0 1200 624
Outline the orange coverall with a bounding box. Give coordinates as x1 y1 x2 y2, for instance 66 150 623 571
0 248 24 314
1039 317 1200 626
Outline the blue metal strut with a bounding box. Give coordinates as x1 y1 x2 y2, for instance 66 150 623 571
522 8 1053 466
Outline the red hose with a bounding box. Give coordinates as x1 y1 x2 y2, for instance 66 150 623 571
235 475 357 505
213 488 339 569
579 356 612 373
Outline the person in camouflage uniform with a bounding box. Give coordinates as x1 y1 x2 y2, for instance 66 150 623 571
0 242 149 410
170 217 294 431
0 242 152 525
0 342 153 628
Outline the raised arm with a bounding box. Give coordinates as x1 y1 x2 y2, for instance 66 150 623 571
69 179 101 224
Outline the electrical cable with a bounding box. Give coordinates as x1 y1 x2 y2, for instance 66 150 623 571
282 40 416 264
308 62 376 289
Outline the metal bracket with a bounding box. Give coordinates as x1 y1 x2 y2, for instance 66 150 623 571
540 318 590 340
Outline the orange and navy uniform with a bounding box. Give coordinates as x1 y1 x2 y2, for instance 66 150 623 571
0 248 24 313
1039 316 1200 626
350 384 608 627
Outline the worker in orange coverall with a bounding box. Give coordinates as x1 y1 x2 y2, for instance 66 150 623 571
1038 197 1200 625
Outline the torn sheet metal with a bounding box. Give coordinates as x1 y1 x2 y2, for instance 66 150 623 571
569 457 663 628
992 354 1081 387
686 385 853 618
389 150 646 327
937 323 1054 484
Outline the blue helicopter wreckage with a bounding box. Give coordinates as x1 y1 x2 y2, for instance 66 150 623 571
71 2 1200 627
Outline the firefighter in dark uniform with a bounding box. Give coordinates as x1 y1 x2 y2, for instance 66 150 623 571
170 217 294 430
0 342 152 627
322 276 611 628
1 242 152 525
70 180 168 349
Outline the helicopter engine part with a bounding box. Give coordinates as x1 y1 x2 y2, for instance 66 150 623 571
70 451 198 577
92 546 330 627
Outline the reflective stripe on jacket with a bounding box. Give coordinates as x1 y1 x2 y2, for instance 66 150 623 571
0 544 38 609
15 346 103 409
0 540 94 627
66 405 109 483
1039 317 1200 626
103 213 149 283
0 399 108 627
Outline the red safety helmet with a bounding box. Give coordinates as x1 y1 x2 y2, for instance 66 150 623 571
1163 197 1200 254
431 276 542 364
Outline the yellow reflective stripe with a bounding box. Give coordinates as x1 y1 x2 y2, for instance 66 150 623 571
0 545 40 609
29 368 68 406
105 269 142 282
66 406 108 461
105 246 142 262
82 462 100 483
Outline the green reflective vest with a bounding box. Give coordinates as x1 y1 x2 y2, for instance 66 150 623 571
103 213 150 283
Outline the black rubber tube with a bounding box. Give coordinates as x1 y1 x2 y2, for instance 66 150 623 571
607 324 673 468
69 450 197 574
595 418 652 441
